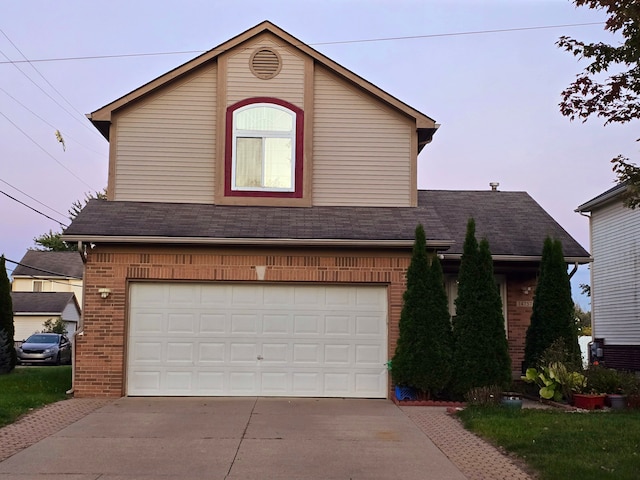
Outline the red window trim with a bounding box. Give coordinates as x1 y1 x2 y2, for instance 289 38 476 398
224 97 304 198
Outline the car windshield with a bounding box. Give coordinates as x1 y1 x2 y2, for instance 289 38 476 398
26 334 58 344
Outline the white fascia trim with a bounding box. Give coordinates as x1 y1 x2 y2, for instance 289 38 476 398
61 235 454 249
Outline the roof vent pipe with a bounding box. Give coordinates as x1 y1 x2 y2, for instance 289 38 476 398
490 182 500 191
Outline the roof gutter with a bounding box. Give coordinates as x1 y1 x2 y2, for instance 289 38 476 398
61 234 454 250
440 253 592 264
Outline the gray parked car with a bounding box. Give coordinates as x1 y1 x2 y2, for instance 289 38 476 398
16 333 72 365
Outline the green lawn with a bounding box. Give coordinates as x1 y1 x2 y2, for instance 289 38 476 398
458 406 640 480
0 366 72 427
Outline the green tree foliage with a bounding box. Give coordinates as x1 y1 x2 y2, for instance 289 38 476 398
0 255 16 373
451 219 511 397
392 224 430 388
574 304 592 336
42 318 68 335
524 238 582 370
33 190 106 251
392 224 454 397
413 254 454 397
558 1 640 208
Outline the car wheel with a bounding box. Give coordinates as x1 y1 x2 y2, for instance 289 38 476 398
55 353 61 366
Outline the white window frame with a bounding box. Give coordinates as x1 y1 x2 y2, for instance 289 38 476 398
33 280 44 292
231 103 296 192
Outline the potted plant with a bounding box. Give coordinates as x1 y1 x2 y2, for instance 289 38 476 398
522 362 585 403
573 365 609 410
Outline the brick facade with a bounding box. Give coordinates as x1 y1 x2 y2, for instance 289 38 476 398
74 244 536 397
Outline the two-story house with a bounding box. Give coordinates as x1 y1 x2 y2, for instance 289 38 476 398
576 183 640 371
11 250 83 341
62 22 589 398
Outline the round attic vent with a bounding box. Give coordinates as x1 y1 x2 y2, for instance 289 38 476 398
250 48 282 79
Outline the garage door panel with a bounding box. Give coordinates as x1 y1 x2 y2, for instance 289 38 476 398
231 314 259 334
133 312 164 334
168 313 197 334
199 314 226 334
128 283 387 397
230 343 258 362
198 342 226 362
262 314 290 334
166 342 194 363
325 315 350 335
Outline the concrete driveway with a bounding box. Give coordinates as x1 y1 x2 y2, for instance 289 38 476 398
0 397 467 480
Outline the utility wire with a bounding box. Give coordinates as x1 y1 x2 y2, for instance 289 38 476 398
5 257 82 280
0 28 98 127
0 110 95 189
0 46 99 137
0 177 69 219
0 85 107 157
0 190 68 227
0 21 606 65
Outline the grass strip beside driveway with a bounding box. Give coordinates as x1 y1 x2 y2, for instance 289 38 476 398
458 406 640 480
0 366 72 427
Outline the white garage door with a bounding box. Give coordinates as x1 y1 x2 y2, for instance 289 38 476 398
127 283 388 397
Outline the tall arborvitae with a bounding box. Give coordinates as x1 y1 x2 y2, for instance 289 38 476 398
451 219 511 397
392 224 430 388
0 255 16 373
412 254 454 397
524 237 581 370
476 238 511 388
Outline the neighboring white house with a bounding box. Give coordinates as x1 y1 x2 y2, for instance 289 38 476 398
576 183 640 371
11 250 84 342
10 292 81 341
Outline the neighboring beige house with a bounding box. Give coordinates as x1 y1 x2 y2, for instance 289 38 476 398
11 292 81 342
11 250 83 342
62 21 589 398
576 183 640 371
12 250 84 300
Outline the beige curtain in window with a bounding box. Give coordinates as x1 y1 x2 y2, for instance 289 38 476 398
236 137 262 187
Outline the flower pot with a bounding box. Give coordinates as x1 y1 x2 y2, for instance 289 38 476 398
572 393 606 410
500 392 523 409
606 394 628 410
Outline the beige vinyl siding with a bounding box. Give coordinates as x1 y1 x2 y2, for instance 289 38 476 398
226 37 304 108
591 201 640 344
313 67 413 206
113 65 216 203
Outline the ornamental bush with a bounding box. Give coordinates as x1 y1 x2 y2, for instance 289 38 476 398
391 224 453 398
450 219 511 397
524 237 581 371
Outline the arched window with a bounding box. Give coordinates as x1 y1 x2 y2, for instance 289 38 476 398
225 98 303 197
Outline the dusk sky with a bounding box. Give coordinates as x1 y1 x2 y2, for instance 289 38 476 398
2 1 634 309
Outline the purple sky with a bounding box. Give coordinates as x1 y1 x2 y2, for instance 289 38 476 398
2 0 633 310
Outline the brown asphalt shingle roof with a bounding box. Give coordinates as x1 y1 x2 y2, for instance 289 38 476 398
12 251 84 279
62 190 589 259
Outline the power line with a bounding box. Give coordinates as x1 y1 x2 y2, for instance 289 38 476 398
0 21 606 65
0 110 95 189
0 85 107 158
0 28 98 127
310 22 606 46
0 177 69 219
5 257 82 281
0 47 100 138
0 190 68 227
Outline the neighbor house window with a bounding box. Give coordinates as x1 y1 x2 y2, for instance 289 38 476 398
33 280 44 292
225 98 304 198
